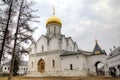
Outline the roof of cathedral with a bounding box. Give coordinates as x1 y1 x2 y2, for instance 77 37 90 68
60 51 80 56
60 50 91 56
79 50 92 56
92 40 106 55
107 46 120 60
35 34 78 49
46 16 62 27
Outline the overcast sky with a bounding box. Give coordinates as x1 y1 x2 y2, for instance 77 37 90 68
30 0 120 54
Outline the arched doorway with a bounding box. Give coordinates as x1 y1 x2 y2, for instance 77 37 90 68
37 59 45 73
95 61 105 76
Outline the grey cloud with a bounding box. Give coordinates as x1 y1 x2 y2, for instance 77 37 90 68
32 0 120 54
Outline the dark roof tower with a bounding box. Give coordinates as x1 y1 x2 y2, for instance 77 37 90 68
92 39 106 55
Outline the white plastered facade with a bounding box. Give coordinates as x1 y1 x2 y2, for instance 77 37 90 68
27 15 108 77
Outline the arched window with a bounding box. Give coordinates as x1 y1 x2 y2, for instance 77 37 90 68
5 67 6 70
31 61 33 69
38 59 45 73
70 64 73 70
54 26 56 34
70 47 72 50
42 46 44 52
52 60 55 67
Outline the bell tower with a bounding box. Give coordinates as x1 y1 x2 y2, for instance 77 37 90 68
46 7 62 37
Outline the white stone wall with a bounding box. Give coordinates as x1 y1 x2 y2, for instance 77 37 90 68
60 54 88 76
29 53 61 75
107 54 120 67
107 54 120 76
18 66 28 75
28 43 36 72
2 65 27 75
61 36 67 50
29 34 78 55
67 38 74 51
87 54 108 76
49 37 59 51
29 43 35 54
2 66 10 73
28 56 36 72
36 36 48 53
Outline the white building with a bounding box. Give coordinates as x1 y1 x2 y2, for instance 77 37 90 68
18 61 28 75
1 62 10 75
107 46 120 77
27 10 108 77
1 60 28 75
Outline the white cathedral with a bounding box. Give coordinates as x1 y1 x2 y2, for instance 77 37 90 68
27 9 108 77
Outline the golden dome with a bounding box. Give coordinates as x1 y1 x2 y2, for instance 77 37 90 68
46 16 62 26
46 7 62 27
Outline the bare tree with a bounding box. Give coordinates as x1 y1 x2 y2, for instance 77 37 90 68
0 0 15 64
8 0 38 79
0 0 38 79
